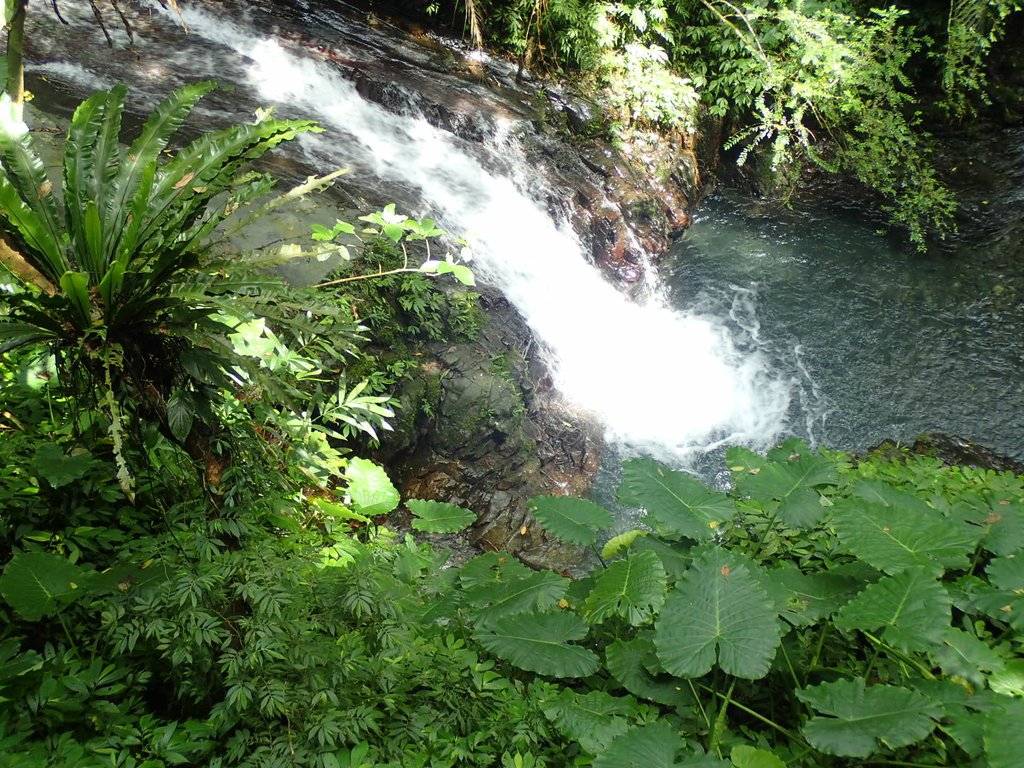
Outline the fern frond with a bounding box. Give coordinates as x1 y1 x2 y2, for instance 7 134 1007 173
0 167 65 282
63 87 126 276
137 119 321 260
108 81 219 262
217 168 347 242
0 104 65 278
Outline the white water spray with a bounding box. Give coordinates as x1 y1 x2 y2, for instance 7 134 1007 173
156 3 795 460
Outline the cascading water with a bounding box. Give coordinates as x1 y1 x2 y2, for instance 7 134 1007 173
25 0 793 463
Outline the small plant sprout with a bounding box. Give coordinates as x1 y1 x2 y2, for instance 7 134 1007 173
314 204 475 287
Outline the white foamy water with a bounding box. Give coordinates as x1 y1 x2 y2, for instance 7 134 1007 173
82 1 796 461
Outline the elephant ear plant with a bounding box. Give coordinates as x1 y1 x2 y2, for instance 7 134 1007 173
0 83 347 497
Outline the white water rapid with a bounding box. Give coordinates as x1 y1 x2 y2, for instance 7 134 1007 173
43 1 795 463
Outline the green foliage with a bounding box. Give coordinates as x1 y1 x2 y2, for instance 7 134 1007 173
474 611 601 677
345 456 401 516
0 551 86 621
0 443 572 766
407 499 478 532
591 720 686 768
796 679 941 757
527 495 614 546
429 0 1020 248
592 2 700 134
0 84 385 500
583 550 666 625
458 442 1024 766
619 457 732 541
655 548 780 679
830 490 978 574
941 0 1023 117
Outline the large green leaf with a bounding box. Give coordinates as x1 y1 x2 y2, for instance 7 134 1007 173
0 552 86 621
345 458 399 517
605 637 693 708
584 550 667 626
734 450 838 528
107 82 218 263
166 389 196 443
601 529 648 560
969 555 1024 631
983 697 1024 768
542 689 644 753
928 627 1006 687
797 678 941 758
834 567 950 653
63 88 118 275
730 746 786 768
831 496 977 575
990 659 1024 697
619 458 734 541
0 167 64 281
33 443 93 488
466 570 569 625
592 721 687 768
406 499 476 532
458 552 532 590
527 495 613 546
654 548 781 679
0 95 64 274
768 563 863 628
474 611 600 678
139 119 320 257
0 319 57 352
725 445 767 474
978 497 1024 556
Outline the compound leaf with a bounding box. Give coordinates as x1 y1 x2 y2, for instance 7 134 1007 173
406 499 476 532
527 496 613 546
474 611 599 678
654 548 781 679
797 678 941 758
619 458 734 541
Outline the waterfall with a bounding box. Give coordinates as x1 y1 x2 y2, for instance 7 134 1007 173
35 0 793 463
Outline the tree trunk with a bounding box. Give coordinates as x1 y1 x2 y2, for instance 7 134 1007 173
5 0 28 118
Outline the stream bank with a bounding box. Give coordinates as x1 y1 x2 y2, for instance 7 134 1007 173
18 0 1023 572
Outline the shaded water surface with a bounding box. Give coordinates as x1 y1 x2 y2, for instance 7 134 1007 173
668 191 1024 461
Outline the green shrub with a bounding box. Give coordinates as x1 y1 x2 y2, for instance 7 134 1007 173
443 440 1024 766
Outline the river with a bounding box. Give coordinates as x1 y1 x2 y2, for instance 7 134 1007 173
20 0 1024 468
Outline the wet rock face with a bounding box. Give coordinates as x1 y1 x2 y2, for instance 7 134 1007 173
304 13 706 286
868 434 1024 474
514 97 702 285
378 293 602 572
